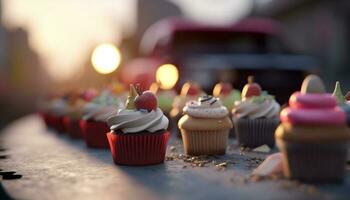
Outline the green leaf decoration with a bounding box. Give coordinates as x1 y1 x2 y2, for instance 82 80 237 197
125 84 139 109
332 81 345 104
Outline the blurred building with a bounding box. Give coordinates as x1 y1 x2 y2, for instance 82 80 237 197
0 1 46 127
254 0 350 90
0 1 9 95
118 0 181 61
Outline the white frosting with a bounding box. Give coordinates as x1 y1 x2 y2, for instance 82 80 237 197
49 99 68 116
83 104 118 122
233 98 280 119
82 90 123 122
172 95 198 112
107 108 169 133
183 96 229 118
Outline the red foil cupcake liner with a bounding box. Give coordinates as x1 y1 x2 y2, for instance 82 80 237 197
106 131 170 166
63 116 83 139
80 120 110 148
38 112 52 128
50 114 66 133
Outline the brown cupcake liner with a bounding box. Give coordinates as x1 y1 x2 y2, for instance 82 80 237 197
233 117 279 148
180 129 229 156
277 140 348 182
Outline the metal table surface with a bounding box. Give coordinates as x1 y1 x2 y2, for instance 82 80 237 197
0 115 349 200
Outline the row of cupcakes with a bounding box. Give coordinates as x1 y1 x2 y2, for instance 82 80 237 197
39 75 350 183
177 75 350 182
173 76 281 150
38 82 127 148
276 75 350 182
39 78 243 149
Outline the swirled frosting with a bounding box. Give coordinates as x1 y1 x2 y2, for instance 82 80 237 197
83 90 123 122
170 95 198 117
49 98 68 116
107 108 169 133
233 96 280 119
183 96 229 118
83 105 118 122
281 92 346 125
276 90 350 143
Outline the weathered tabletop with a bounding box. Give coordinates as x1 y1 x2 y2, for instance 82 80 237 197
0 115 349 200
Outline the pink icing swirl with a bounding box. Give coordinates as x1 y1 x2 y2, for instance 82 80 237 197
289 92 337 109
281 92 346 125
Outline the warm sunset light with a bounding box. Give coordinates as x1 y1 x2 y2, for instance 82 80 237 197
156 64 179 89
91 44 121 74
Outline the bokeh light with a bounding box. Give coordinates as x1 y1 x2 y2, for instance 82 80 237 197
156 64 179 89
91 44 121 74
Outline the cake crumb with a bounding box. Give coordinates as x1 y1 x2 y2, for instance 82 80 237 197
253 145 271 153
215 162 227 170
170 146 176 152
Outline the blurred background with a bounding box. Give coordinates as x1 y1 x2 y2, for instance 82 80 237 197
0 0 349 128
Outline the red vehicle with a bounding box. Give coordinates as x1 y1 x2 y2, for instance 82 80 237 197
126 17 319 103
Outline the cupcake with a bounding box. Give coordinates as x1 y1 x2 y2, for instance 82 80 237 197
108 81 128 103
80 90 122 148
170 82 202 134
332 81 350 126
276 75 350 182
106 84 170 166
213 82 241 111
63 91 88 138
37 95 55 129
46 97 68 133
170 82 202 119
232 76 280 148
149 82 177 115
178 95 232 155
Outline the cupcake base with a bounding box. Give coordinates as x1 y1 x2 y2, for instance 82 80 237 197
50 114 66 133
233 117 279 148
180 129 229 156
107 131 170 166
63 117 83 139
277 140 348 182
38 112 52 129
80 120 110 148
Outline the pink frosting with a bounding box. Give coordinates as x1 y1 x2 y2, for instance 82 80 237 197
289 92 337 109
281 92 346 125
280 107 346 125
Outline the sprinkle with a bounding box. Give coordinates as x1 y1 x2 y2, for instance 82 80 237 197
210 99 217 105
200 96 213 102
